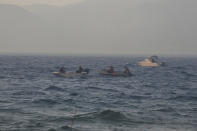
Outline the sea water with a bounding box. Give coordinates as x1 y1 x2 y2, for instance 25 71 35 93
0 55 196 131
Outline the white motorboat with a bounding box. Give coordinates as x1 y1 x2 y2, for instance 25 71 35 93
138 56 165 67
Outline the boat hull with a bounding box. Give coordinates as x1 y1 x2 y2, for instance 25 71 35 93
52 72 88 78
99 70 131 77
138 61 160 67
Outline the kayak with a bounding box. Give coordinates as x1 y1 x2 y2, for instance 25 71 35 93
99 70 132 77
52 72 88 78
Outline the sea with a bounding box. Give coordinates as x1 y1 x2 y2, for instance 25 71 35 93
0 55 197 131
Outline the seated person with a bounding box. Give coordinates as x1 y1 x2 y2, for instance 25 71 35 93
123 66 131 75
107 66 114 73
151 58 155 63
76 66 84 73
59 67 66 73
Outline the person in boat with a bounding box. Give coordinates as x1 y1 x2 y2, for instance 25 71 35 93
76 66 84 73
123 66 131 75
107 66 114 73
59 67 66 73
150 58 155 63
149 56 158 63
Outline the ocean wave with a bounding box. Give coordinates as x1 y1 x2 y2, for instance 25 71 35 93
70 92 79 96
152 107 178 115
60 125 81 131
171 66 187 70
12 90 46 96
32 98 60 105
128 95 149 100
0 108 22 113
63 98 75 104
169 95 197 101
48 129 56 131
44 86 65 92
180 71 197 77
74 110 130 123
85 86 118 92
155 106 175 112
98 110 128 121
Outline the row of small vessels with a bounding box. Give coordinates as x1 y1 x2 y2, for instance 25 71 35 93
53 69 132 78
52 56 165 78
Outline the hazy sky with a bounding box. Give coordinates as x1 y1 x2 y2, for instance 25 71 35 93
0 0 161 6
0 0 84 6
0 0 197 56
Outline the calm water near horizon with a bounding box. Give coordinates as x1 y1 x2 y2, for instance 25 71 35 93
0 55 197 131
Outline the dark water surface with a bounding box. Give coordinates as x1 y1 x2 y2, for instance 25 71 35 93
0 55 197 131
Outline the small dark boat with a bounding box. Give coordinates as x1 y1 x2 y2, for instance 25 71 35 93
99 69 132 77
52 71 88 78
